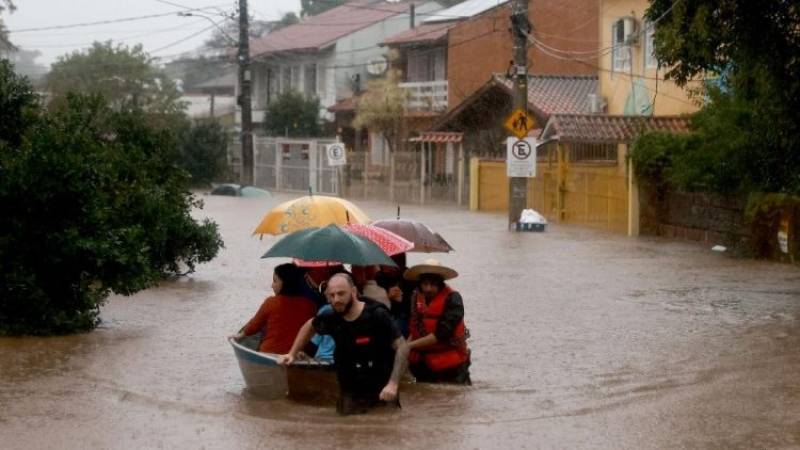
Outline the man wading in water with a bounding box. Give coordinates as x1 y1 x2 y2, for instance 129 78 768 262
279 273 409 415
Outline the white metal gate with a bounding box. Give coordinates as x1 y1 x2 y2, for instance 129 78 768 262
230 136 340 195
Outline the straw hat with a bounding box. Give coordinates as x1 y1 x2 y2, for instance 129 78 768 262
404 259 458 281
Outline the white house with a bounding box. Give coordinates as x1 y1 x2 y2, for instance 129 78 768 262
243 0 442 129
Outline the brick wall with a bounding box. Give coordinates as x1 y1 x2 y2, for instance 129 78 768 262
639 189 750 246
447 0 599 109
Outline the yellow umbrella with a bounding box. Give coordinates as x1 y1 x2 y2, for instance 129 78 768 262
253 195 371 235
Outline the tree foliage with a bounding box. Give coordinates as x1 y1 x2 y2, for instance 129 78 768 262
0 61 223 335
179 119 231 186
47 41 185 115
264 90 322 137
353 68 407 152
301 0 346 17
0 0 14 51
637 0 800 195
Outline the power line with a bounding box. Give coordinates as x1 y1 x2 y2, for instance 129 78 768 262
7 5 230 33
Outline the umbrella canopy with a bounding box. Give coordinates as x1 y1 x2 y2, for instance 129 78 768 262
371 219 454 253
262 224 396 267
293 223 414 267
253 195 371 236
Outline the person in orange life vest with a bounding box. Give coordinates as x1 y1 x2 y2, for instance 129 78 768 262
230 263 317 354
404 259 471 385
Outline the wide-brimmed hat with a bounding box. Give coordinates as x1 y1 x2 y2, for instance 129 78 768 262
404 259 458 281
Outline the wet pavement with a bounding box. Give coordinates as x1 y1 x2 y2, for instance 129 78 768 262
1 193 799 449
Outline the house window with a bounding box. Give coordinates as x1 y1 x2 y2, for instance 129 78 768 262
291 66 301 91
569 143 618 163
267 67 278 103
369 132 390 166
611 19 631 72
644 20 658 69
281 66 291 93
304 64 317 96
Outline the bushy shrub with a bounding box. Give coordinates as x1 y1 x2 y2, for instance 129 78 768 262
179 119 230 186
0 64 223 335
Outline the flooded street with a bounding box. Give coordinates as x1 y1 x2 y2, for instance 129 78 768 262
1 194 799 449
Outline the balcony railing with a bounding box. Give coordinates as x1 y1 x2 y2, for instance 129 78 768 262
399 80 448 112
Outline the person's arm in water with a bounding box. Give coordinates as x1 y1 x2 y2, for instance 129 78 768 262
277 318 315 365
379 336 409 402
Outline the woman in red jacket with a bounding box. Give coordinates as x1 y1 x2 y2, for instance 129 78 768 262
232 263 317 354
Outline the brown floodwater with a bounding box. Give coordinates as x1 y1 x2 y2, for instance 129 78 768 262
1 193 799 449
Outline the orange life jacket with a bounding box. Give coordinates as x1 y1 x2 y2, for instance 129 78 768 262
409 285 469 372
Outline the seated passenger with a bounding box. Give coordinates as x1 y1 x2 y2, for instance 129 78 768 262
309 304 335 362
404 259 471 385
353 265 390 308
231 263 317 354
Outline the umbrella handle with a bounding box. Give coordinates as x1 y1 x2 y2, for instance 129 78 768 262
397 205 400 220
308 186 313 197
346 210 350 224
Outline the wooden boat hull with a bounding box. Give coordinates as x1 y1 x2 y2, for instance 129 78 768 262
229 337 338 403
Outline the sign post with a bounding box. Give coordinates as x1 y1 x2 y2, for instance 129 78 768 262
327 142 346 196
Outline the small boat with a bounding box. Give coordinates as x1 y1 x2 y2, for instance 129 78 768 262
229 336 338 403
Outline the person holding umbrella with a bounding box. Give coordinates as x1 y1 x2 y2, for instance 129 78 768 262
405 259 471 385
278 273 408 415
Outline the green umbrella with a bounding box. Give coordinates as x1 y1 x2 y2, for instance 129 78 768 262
261 224 397 267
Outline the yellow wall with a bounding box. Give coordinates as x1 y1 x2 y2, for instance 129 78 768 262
476 161 510 212
599 0 701 116
471 143 637 235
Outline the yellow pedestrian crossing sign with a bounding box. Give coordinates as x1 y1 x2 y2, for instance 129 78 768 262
504 108 536 139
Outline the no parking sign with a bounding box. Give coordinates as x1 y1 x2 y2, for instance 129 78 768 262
506 137 536 178
326 143 347 167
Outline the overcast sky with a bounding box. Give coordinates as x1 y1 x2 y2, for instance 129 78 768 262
4 0 300 67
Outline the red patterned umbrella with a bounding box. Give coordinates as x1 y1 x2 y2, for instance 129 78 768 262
294 223 414 267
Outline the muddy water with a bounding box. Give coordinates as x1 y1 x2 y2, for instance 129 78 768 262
1 194 799 449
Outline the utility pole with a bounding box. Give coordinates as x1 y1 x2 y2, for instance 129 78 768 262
508 0 531 228
238 0 254 186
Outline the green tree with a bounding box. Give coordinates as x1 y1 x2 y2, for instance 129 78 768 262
179 119 230 186
353 68 408 153
0 64 223 335
264 90 321 137
47 41 185 115
644 0 800 194
301 0 346 17
0 0 14 51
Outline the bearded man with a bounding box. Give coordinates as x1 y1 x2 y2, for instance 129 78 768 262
279 273 408 415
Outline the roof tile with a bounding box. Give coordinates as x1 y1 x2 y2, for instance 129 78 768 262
542 114 691 143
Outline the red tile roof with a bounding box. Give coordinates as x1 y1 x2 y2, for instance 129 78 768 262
328 95 361 112
381 22 455 46
495 74 598 117
251 0 419 58
542 114 691 143
409 131 463 143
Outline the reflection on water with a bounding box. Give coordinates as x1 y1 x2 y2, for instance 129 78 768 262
1 194 798 449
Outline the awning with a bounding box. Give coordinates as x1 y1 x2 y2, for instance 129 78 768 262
409 132 463 143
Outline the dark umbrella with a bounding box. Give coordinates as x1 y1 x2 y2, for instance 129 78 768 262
262 224 397 266
371 219 454 253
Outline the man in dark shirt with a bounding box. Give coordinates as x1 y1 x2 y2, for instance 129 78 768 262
405 259 471 384
279 273 408 415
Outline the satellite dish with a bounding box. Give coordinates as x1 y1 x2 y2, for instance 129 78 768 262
366 57 388 76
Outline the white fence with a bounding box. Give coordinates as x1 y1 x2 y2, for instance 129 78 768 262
229 136 341 195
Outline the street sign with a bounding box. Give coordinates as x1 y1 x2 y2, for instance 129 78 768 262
506 137 536 178
326 142 347 167
503 108 536 139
